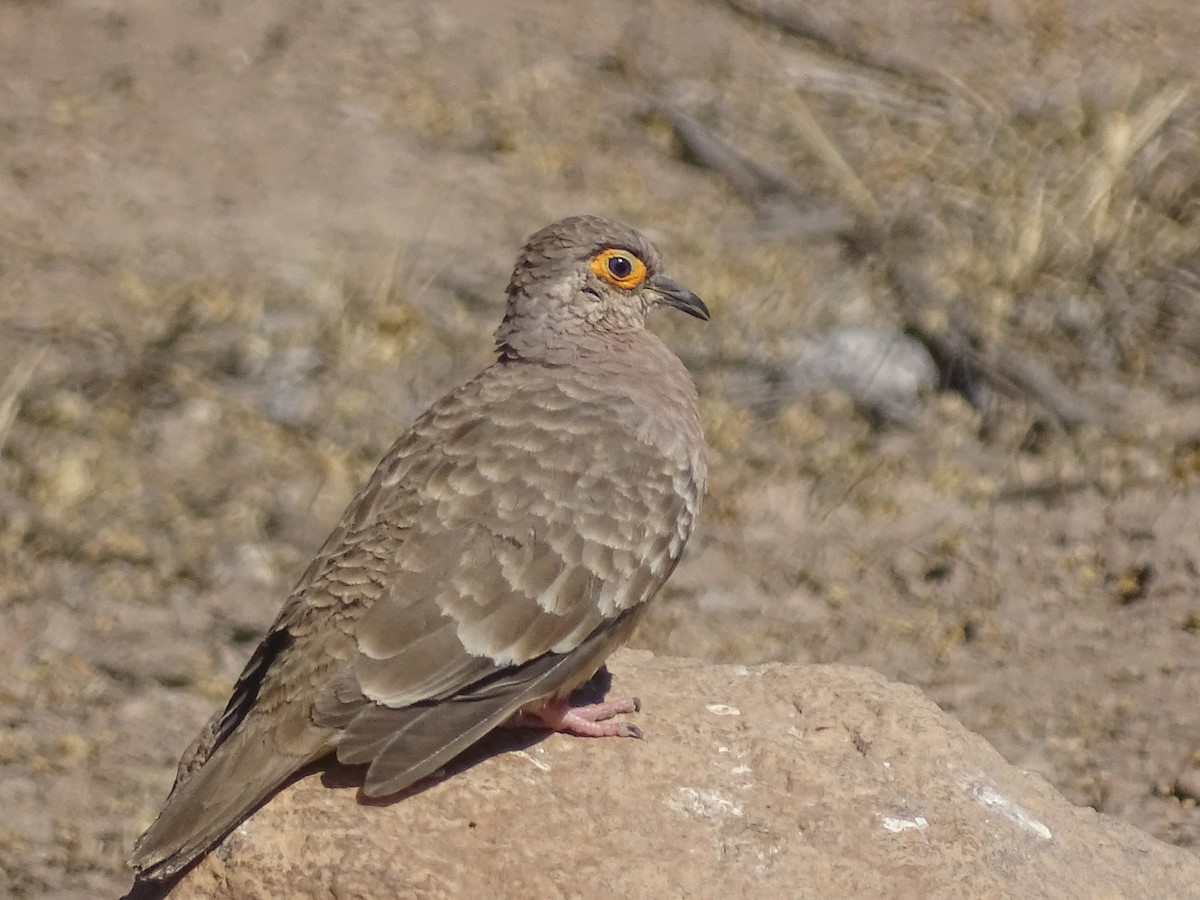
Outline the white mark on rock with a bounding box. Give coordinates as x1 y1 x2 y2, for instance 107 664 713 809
511 750 551 773
969 782 1052 840
706 703 741 716
667 787 744 820
880 814 928 834
730 764 752 776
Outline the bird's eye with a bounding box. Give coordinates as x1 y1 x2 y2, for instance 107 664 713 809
608 255 633 278
589 248 647 290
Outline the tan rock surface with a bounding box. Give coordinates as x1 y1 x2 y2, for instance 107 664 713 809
169 651 1200 900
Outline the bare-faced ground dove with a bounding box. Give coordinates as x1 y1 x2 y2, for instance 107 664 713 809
126 215 709 889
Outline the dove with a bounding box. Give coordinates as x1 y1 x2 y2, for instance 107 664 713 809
127 215 709 885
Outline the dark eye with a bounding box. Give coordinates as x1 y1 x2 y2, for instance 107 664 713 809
607 255 633 279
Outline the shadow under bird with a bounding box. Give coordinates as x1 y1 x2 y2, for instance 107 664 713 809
126 215 709 889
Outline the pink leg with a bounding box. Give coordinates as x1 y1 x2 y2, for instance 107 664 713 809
521 696 643 739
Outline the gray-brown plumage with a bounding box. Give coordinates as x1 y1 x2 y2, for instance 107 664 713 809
127 215 708 884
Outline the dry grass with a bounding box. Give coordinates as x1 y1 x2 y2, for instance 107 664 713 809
801 66 1196 391
0 350 44 459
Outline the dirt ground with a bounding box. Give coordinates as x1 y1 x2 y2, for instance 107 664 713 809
1 1 1198 897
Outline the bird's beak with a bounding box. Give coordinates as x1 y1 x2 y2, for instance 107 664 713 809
648 273 710 321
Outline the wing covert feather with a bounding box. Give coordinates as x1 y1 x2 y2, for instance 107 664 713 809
300 370 698 727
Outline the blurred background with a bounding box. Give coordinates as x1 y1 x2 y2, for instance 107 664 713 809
1 1 1198 896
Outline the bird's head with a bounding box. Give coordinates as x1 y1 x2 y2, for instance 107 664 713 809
496 215 708 362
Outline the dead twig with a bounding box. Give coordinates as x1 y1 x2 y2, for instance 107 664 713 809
994 476 1100 503
655 103 800 202
882 245 1099 428
651 102 856 242
722 0 962 104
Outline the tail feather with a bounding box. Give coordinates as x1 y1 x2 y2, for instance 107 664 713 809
128 720 333 882
128 608 643 883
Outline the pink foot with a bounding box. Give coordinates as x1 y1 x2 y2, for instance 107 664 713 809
523 696 643 739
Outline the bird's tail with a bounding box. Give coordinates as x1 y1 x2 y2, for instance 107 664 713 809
127 718 332 884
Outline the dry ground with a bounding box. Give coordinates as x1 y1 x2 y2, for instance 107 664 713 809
1 1 1198 897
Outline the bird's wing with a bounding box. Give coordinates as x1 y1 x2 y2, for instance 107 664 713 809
308 368 698 794
129 367 700 879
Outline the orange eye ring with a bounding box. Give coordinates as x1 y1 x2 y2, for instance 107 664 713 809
590 248 647 290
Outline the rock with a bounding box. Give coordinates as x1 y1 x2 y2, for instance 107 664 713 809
168 651 1199 899
786 326 937 424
